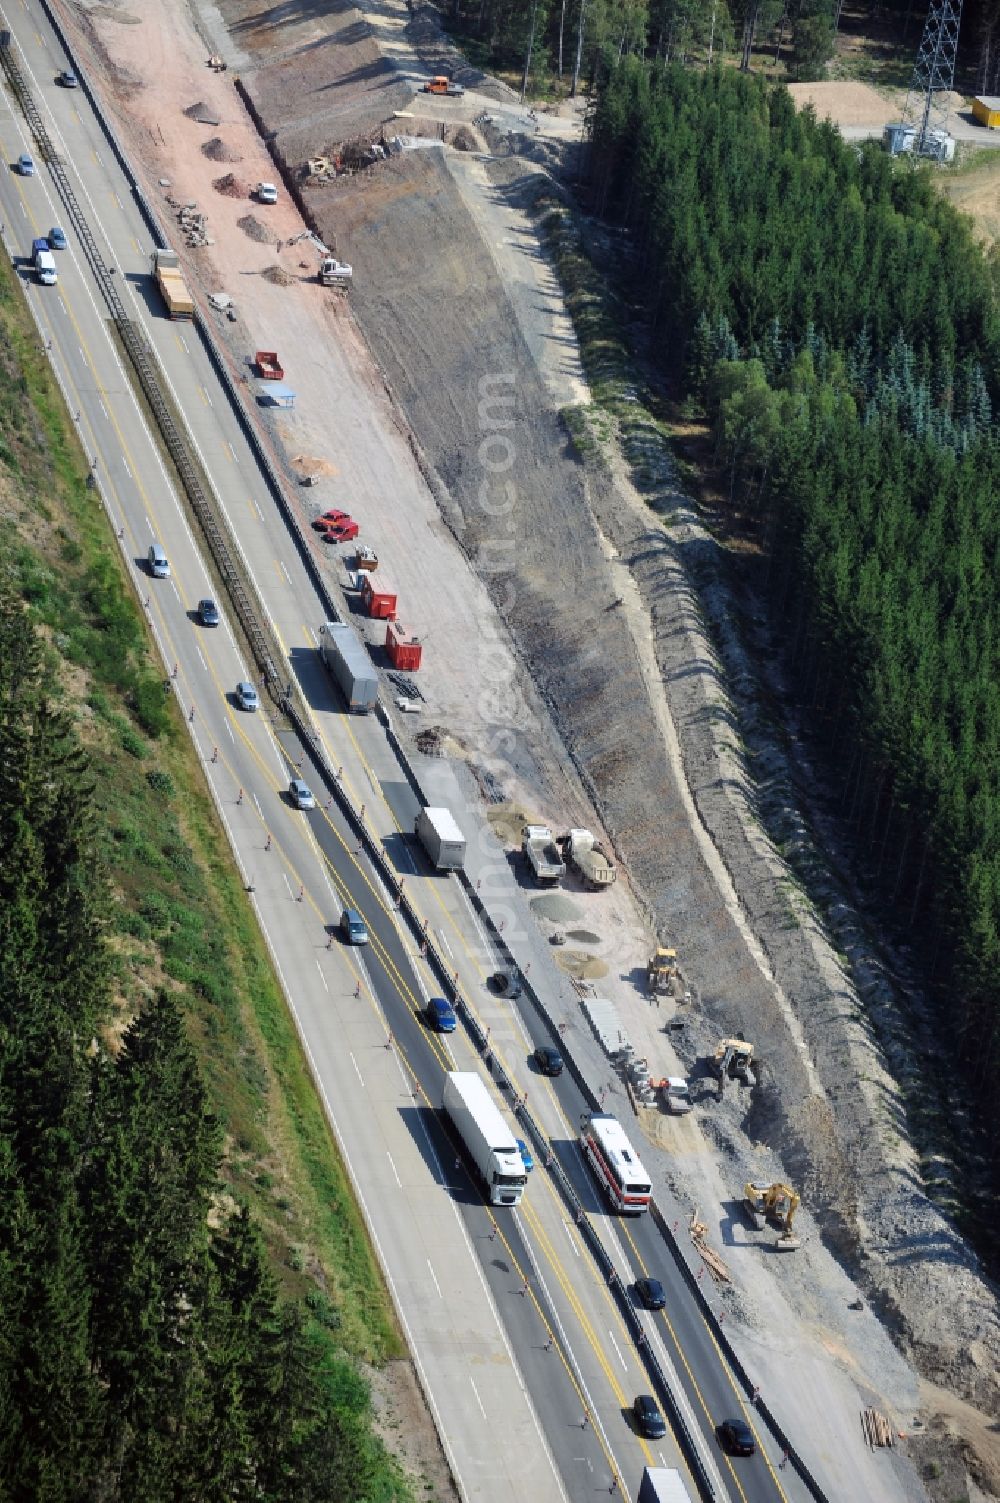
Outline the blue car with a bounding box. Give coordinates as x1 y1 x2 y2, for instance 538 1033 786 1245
425 997 456 1032
48 227 67 249
516 1138 534 1173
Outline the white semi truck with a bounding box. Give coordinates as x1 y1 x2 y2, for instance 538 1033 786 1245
415 806 466 870
318 620 378 712
638 1467 694 1503
442 1072 526 1207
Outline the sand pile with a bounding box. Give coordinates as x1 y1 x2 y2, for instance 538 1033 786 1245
530 892 583 923
183 100 221 125
261 265 295 285
237 214 278 243
553 950 608 980
203 136 242 162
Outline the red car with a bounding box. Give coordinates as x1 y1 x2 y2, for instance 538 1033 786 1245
320 520 360 544
311 509 351 532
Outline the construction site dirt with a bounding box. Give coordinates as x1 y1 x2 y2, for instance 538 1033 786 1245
55 0 1000 1497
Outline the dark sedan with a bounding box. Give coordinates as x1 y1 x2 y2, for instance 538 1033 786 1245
633 1395 666 1440
634 1277 666 1311
718 1417 756 1456
533 1045 563 1077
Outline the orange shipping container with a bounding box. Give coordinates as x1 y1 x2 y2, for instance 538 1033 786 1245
361 571 397 620
386 620 422 670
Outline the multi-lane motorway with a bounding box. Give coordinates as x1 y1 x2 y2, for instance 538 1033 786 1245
0 7 807 1499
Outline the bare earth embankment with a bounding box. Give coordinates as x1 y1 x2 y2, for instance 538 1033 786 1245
60 0 1000 1494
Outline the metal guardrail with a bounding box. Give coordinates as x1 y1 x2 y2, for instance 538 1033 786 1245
1 23 829 1501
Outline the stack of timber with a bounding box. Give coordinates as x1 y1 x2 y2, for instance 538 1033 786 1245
689 1211 731 1284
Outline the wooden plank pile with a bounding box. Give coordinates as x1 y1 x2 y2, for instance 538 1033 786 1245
689 1210 731 1284
861 1408 894 1448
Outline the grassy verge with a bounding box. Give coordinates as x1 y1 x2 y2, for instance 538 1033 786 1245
0 248 403 1392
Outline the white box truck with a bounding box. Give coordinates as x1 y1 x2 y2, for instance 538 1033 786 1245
32 238 57 285
637 1468 694 1503
442 1072 526 1206
415 806 466 870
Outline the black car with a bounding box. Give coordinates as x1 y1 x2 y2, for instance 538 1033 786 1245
633 1395 666 1440
491 967 523 998
718 1418 756 1456
533 1045 564 1077
198 597 220 626
634 1277 666 1311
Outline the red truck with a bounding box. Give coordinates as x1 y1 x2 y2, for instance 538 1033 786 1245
320 519 359 544
361 571 397 620
255 350 284 380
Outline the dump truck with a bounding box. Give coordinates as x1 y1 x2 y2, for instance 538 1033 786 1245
415 807 466 871
638 1467 694 1503
658 1077 692 1114
151 247 194 319
318 620 378 713
254 350 284 380
442 1072 526 1206
563 827 615 889
521 825 565 885
423 75 465 95
319 256 353 286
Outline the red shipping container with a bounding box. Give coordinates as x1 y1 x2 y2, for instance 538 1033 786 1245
361 571 397 620
386 620 422 670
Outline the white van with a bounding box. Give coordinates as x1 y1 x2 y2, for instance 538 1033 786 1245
148 543 170 578
35 249 57 286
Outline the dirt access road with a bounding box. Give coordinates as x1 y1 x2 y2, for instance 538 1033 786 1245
56 0 1000 1498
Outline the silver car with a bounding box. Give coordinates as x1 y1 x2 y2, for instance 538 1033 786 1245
288 778 315 809
235 681 259 711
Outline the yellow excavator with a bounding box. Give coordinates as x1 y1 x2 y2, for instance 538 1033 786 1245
710 1038 754 1095
647 946 680 994
744 1181 801 1250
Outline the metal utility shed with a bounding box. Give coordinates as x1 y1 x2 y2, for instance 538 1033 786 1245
973 95 1000 128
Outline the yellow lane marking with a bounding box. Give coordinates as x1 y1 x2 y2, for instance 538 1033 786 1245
618 1220 753 1503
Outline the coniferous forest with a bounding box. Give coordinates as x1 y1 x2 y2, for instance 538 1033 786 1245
0 591 395 1500
590 62 1000 1239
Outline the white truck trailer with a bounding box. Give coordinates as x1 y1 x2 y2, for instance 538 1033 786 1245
415 806 466 870
521 824 565 885
318 620 378 712
637 1467 694 1503
442 1072 526 1206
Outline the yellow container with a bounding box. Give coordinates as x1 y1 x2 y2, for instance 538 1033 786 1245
972 96 1000 128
